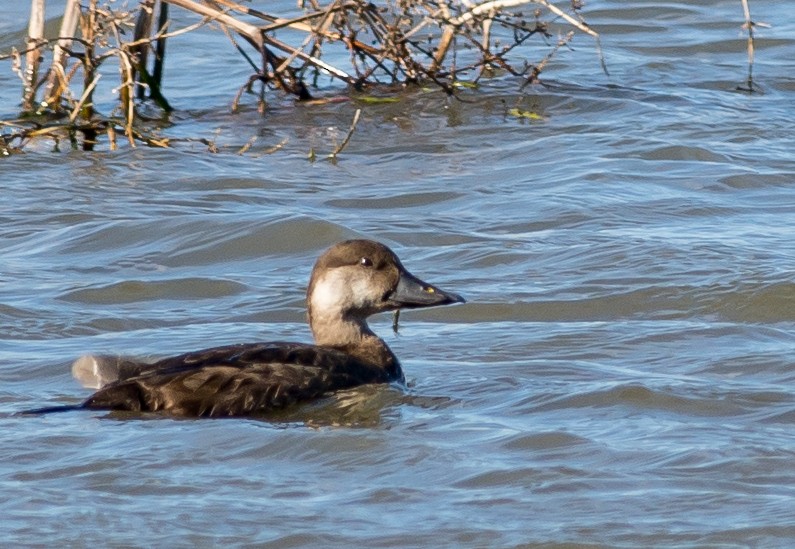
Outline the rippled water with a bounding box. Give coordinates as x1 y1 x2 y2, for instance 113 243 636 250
2 0 795 546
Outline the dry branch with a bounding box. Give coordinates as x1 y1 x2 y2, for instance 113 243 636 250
5 0 607 152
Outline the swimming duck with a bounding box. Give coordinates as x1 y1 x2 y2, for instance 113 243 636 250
34 239 464 417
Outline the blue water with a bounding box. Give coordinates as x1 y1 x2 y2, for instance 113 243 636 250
2 0 795 546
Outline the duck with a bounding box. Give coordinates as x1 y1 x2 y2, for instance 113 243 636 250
30 239 464 417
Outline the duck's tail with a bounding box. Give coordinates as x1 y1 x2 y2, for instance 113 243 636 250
72 354 119 389
71 354 151 389
19 354 149 416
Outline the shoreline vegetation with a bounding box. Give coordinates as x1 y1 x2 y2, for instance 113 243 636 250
2 0 759 154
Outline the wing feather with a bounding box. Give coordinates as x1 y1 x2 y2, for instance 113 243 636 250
82 342 394 417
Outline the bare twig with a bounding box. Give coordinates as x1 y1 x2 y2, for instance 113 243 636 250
165 0 264 49
69 74 102 123
434 0 598 73
328 108 362 159
521 30 574 87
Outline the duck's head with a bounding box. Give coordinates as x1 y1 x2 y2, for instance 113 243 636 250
307 240 464 343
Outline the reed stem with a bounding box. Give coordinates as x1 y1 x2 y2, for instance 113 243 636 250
23 0 45 111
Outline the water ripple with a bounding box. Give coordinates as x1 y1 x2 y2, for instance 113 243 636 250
2 0 795 545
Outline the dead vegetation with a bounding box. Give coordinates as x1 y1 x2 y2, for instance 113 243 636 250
0 0 757 154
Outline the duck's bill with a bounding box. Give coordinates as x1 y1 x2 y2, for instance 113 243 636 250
389 270 465 309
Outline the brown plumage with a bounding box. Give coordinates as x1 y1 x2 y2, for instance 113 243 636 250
34 240 464 417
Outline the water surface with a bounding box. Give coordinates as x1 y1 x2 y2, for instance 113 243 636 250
2 0 795 546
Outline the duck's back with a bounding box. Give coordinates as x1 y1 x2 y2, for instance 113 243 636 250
82 342 399 417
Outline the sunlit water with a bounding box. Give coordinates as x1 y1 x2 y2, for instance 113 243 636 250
2 0 795 546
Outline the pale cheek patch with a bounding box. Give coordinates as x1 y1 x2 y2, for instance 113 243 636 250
310 272 348 313
349 277 374 308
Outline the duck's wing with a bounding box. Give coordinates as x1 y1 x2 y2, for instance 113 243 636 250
72 342 328 389
81 342 392 417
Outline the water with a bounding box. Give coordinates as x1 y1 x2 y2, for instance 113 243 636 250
2 0 795 546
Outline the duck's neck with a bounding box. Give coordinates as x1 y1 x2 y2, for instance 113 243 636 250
309 312 401 379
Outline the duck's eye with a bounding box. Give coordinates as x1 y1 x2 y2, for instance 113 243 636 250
360 257 373 268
